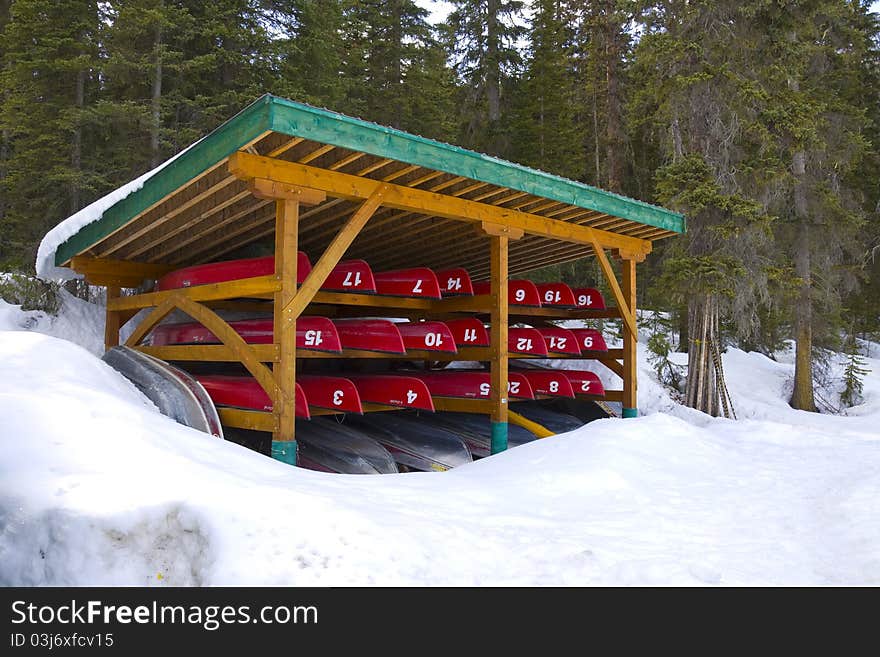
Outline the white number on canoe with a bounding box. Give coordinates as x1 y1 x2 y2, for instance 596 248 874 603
544 290 561 303
578 294 592 307
424 332 444 347
406 389 419 404
447 277 462 291
516 337 533 352
412 279 423 294
304 330 323 347
583 336 594 349
479 382 491 396
508 381 521 395
549 336 566 350
462 328 479 343
549 381 559 393
581 381 591 392
343 271 362 287
514 288 526 302
332 390 344 406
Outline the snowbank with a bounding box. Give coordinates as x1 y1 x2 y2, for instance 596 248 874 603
1 295 879 585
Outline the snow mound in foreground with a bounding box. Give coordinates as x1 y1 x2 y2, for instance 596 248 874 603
2 330 879 586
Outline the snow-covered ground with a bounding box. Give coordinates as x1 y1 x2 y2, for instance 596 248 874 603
0 295 878 585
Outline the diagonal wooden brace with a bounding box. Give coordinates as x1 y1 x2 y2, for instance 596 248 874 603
281 185 389 321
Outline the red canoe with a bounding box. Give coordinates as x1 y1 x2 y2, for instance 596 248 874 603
332 319 406 354
535 327 581 356
572 288 606 310
445 318 490 347
535 282 578 308
374 268 442 299
195 375 310 418
298 375 363 413
473 280 542 307
343 374 435 411
318 259 377 294
395 321 458 353
569 328 608 352
514 369 576 398
437 268 474 296
150 317 343 353
560 370 606 397
508 327 549 356
406 370 535 400
156 254 312 291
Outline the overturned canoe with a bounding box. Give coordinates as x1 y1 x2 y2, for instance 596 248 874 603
405 370 535 400
445 317 490 348
195 374 310 418
423 411 537 458
395 321 458 353
473 279 542 307
535 282 578 308
343 374 435 411
374 267 442 299
102 346 223 438
508 327 549 356
332 318 406 354
436 268 474 296
156 254 311 291
568 328 608 352
296 419 398 475
513 368 576 398
318 259 377 293
560 370 606 397
535 326 581 356
342 413 472 472
150 316 343 353
572 287 606 310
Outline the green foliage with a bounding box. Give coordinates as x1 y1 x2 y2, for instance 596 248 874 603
0 273 61 314
840 337 869 408
647 326 685 392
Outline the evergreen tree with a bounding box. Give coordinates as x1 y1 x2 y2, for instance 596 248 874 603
445 0 525 155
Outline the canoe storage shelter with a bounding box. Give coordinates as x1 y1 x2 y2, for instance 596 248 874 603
54 94 685 466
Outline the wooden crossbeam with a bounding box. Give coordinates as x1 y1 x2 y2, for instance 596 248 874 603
124 296 179 347
70 256 173 287
107 275 279 312
138 344 279 362
228 152 652 256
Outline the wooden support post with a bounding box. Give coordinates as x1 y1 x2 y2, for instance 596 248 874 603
272 199 299 465
104 286 121 351
621 256 638 417
489 234 509 453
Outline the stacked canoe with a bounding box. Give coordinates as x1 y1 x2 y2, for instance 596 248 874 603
147 252 612 473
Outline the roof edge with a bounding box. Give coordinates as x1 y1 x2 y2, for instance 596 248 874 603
266 95 685 234
54 95 274 266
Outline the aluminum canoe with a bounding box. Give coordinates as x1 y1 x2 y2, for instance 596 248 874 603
422 411 537 458
295 419 399 475
102 346 223 438
342 413 473 472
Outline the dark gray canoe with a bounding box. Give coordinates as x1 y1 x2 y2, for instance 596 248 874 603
422 411 538 458
296 418 399 474
508 402 584 434
342 413 473 471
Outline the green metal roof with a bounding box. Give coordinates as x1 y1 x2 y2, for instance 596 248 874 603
55 93 684 267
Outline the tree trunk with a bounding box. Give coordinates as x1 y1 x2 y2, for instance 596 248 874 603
602 0 623 192
685 293 721 416
70 68 85 214
390 0 403 129
790 202 816 411
150 21 163 169
486 0 501 123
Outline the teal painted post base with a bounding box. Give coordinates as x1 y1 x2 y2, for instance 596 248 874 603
271 440 297 466
622 408 638 419
490 421 508 454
